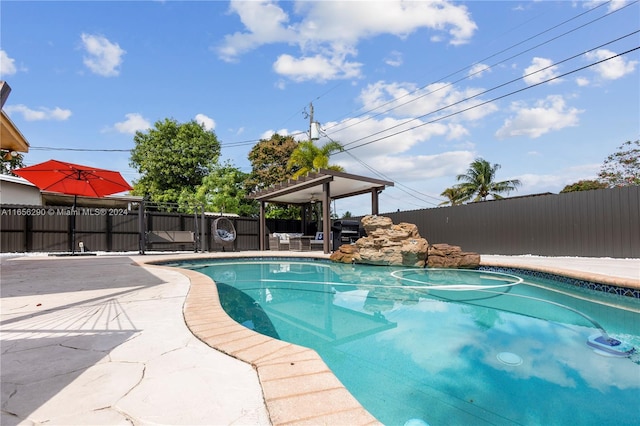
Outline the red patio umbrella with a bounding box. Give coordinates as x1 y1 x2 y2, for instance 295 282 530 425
14 159 133 253
14 159 132 198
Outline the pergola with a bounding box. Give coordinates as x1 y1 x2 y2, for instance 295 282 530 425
249 168 394 253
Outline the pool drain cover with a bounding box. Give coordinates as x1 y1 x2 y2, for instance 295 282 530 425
497 352 523 366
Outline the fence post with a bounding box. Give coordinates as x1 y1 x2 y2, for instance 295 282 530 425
106 212 113 252
200 206 206 252
25 214 32 252
138 199 145 255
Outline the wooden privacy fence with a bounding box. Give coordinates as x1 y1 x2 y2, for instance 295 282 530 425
1 186 638 257
0 204 301 254
0 206 140 253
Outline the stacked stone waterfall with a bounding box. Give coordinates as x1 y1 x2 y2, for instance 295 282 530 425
330 215 480 268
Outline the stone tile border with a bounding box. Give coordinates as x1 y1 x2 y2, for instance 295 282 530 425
479 266 640 299
479 259 639 293
138 253 637 425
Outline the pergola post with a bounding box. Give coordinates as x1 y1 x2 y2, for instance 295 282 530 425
259 201 266 250
322 182 331 253
371 187 380 215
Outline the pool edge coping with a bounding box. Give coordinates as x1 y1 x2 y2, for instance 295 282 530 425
138 254 381 426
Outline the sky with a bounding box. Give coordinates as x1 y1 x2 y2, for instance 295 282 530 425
1 0 638 216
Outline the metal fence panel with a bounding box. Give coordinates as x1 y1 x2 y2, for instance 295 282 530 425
382 187 639 257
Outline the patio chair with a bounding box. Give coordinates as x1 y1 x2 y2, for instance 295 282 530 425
269 233 290 251
213 217 236 251
310 232 332 250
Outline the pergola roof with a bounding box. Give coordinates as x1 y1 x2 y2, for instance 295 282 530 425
1 82 30 153
249 168 393 204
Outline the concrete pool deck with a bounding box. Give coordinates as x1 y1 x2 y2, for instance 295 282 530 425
1 252 638 425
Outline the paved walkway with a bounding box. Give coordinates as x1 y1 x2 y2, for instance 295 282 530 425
1 254 270 426
1 252 638 425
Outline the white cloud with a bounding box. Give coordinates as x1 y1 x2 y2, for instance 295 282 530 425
356 80 497 125
495 95 583 139
260 128 307 142
273 51 362 82
325 115 449 158
517 163 601 194
575 76 590 86
446 123 470 140
217 0 296 61
582 0 630 12
385 51 403 67
4 104 72 121
294 1 477 46
195 113 216 131
468 63 490 79
523 57 561 86
80 33 126 77
113 113 150 134
333 149 475 212
585 48 638 80
0 50 17 76
374 150 475 180
218 0 477 81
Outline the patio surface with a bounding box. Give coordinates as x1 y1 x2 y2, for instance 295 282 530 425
1 252 638 425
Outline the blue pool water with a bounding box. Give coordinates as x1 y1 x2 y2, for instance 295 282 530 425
182 259 640 426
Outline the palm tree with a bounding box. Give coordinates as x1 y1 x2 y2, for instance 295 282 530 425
456 158 521 202
439 186 466 206
287 139 344 232
286 140 344 178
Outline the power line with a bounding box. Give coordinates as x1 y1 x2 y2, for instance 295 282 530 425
322 0 634 137
318 39 622 207
321 130 445 207
313 31 639 207
341 149 444 207
29 130 310 153
337 30 639 151
341 46 640 153
30 146 130 152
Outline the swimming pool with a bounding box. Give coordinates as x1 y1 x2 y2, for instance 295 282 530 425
184 259 640 425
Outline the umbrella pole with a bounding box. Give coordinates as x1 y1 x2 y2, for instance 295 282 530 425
72 195 77 254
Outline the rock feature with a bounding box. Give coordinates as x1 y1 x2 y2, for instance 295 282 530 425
331 215 429 267
427 243 481 269
330 215 480 269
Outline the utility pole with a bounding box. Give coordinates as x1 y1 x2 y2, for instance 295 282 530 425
309 102 314 141
309 102 318 141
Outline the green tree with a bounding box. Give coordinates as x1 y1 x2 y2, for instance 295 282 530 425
180 161 258 216
439 186 466 206
245 134 298 192
597 140 640 187
245 133 300 219
1 151 25 175
560 180 608 193
129 118 221 205
456 158 521 202
286 140 344 178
